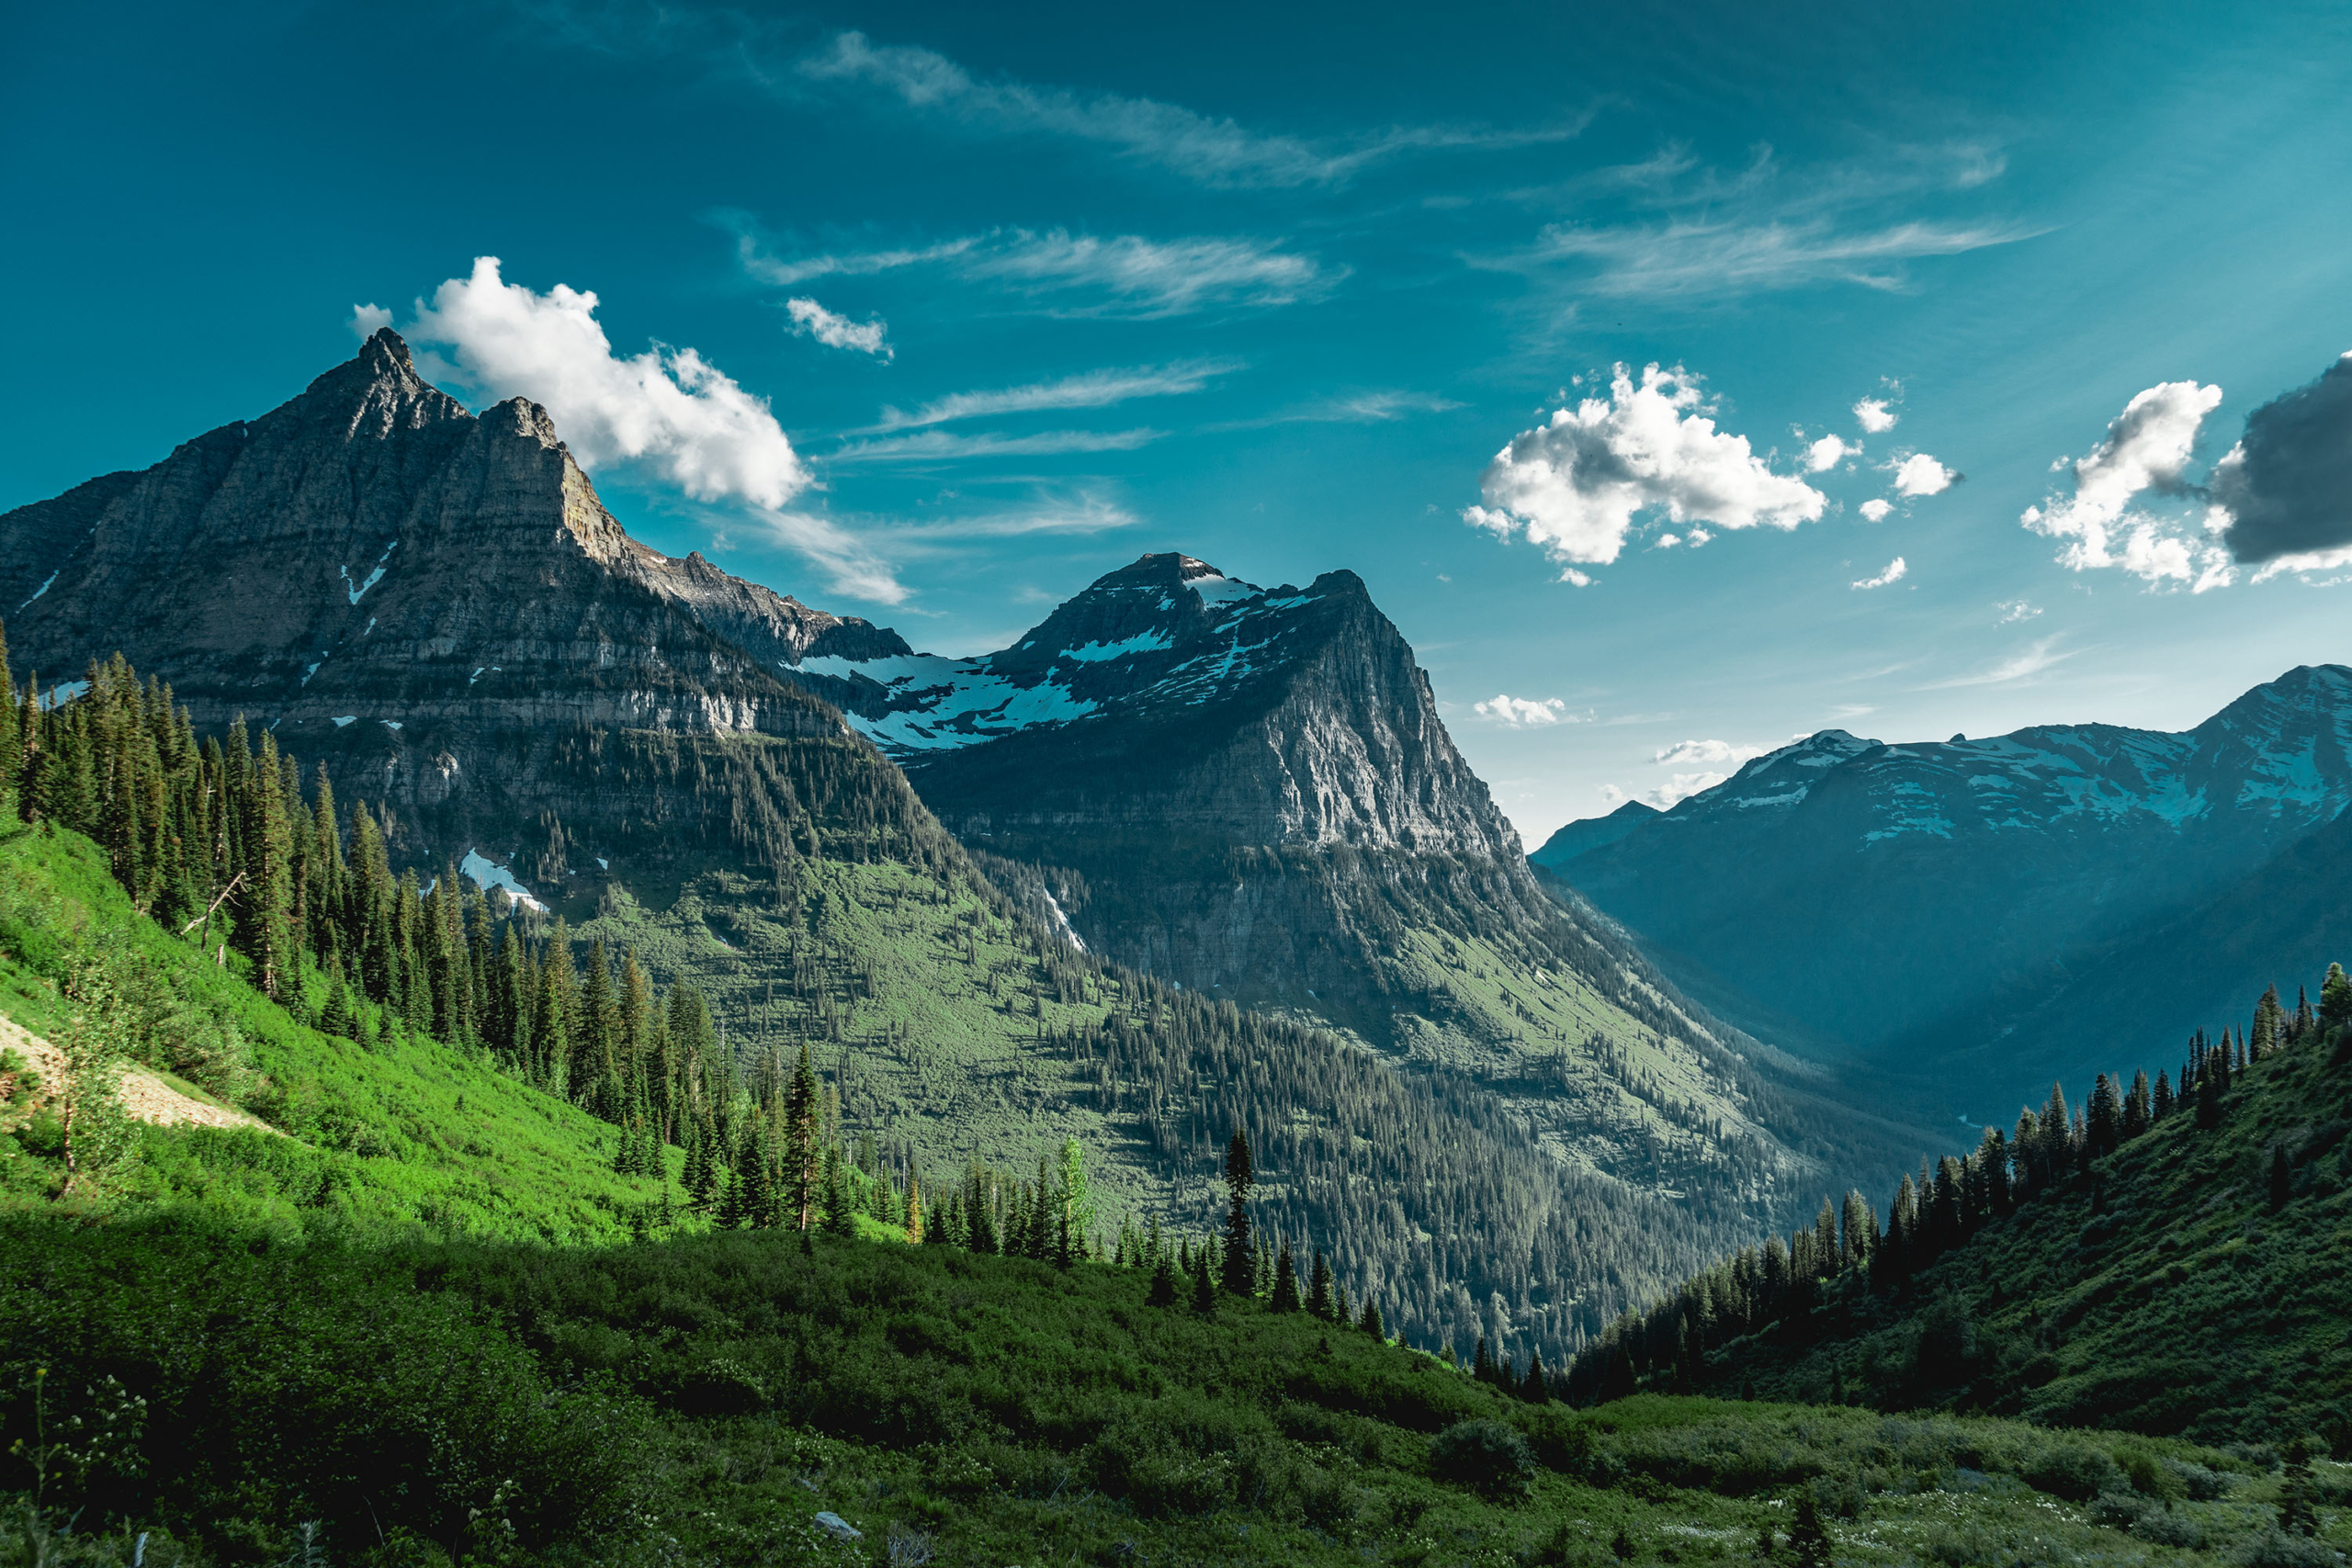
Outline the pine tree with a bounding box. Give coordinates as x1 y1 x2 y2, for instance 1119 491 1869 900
1307 1248 1335 1320
1191 1241 1216 1314
1474 1336 1494 1383
2320 964 2352 1035
1147 1251 1179 1307
1786 1488 1832 1568
786 1042 820 1231
2124 1069 2152 1140
2153 1069 2174 1122
1332 1276 1351 1329
1219 1129 1255 1296
2278 1438 2319 1537
905 1171 925 1244
2254 985 2285 1059
1523 1347 1550 1402
821 1145 855 1238
1271 1240 1301 1312
319 976 356 1041
1359 1295 1384 1340
2088 1073 2122 1157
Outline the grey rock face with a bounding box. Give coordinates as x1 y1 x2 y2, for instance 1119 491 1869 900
0 330 859 869
791 552 1623 1032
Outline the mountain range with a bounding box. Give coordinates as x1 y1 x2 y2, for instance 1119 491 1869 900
1534 671 2352 1117
0 331 1925 1361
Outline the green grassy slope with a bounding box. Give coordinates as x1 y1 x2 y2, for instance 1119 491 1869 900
1674 1012 2352 1447
0 818 674 1240
6 1213 2335 1568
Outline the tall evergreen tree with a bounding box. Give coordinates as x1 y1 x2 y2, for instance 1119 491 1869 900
786 1042 820 1231
1219 1129 1256 1296
1307 1248 1335 1320
1270 1240 1301 1312
2320 964 2352 1035
1359 1295 1384 1340
1191 1240 1216 1314
2152 1069 2173 1122
1522 1347 1550 1403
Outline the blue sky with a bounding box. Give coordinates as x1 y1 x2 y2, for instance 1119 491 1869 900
7 0 2350 841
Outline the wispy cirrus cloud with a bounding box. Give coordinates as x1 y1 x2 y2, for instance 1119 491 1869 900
827 426 1165 467
729 218 1333 319
1216 390 1463 431
1528 216 2034 298
866 360 1239 432
1485 141 2038 301
1921 635 2077 689
798 28 1585 188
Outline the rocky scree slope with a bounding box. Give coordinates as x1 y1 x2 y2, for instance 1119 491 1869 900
1537 666 2352 1114
781 553 1926 1216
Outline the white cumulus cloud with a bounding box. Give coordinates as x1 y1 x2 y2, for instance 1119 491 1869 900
1804 433 1859 472
785 297 892 358
2020 379 2232 590
1464 363 1825 571
385 257 905 602
1859 498 1894 523
1996 600 2042 624
1653 739 1767 766
1854 397 1898 434
1851 557 1907 590
1891 453 1957 496
1474 694 1578 726
349 303 393 338
403 256 811 511
1645 772 1727 808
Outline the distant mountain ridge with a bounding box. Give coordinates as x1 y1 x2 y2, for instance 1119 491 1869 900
1537 666 2352 1111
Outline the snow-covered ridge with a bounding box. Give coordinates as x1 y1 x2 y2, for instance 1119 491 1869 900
1657 664 2352 846
786 555 1333 760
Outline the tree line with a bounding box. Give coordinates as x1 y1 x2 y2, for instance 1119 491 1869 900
1553 964 2352 1407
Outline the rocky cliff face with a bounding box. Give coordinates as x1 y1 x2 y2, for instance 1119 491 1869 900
786 552 1545 1008
781 554 1914 1211
0 331 896 881
1542 665 2352 1111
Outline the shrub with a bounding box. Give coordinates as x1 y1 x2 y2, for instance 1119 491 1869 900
2024 1441 2123 1501
2164 1458 2233 1500
2232 1527 2341 1567
1428 1420 1536 1501
2134 1507 2206 1549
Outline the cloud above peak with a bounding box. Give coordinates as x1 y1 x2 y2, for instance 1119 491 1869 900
402 256 810 511
1464 364 1824 572
368 257 907 604
1853 397 1898 434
